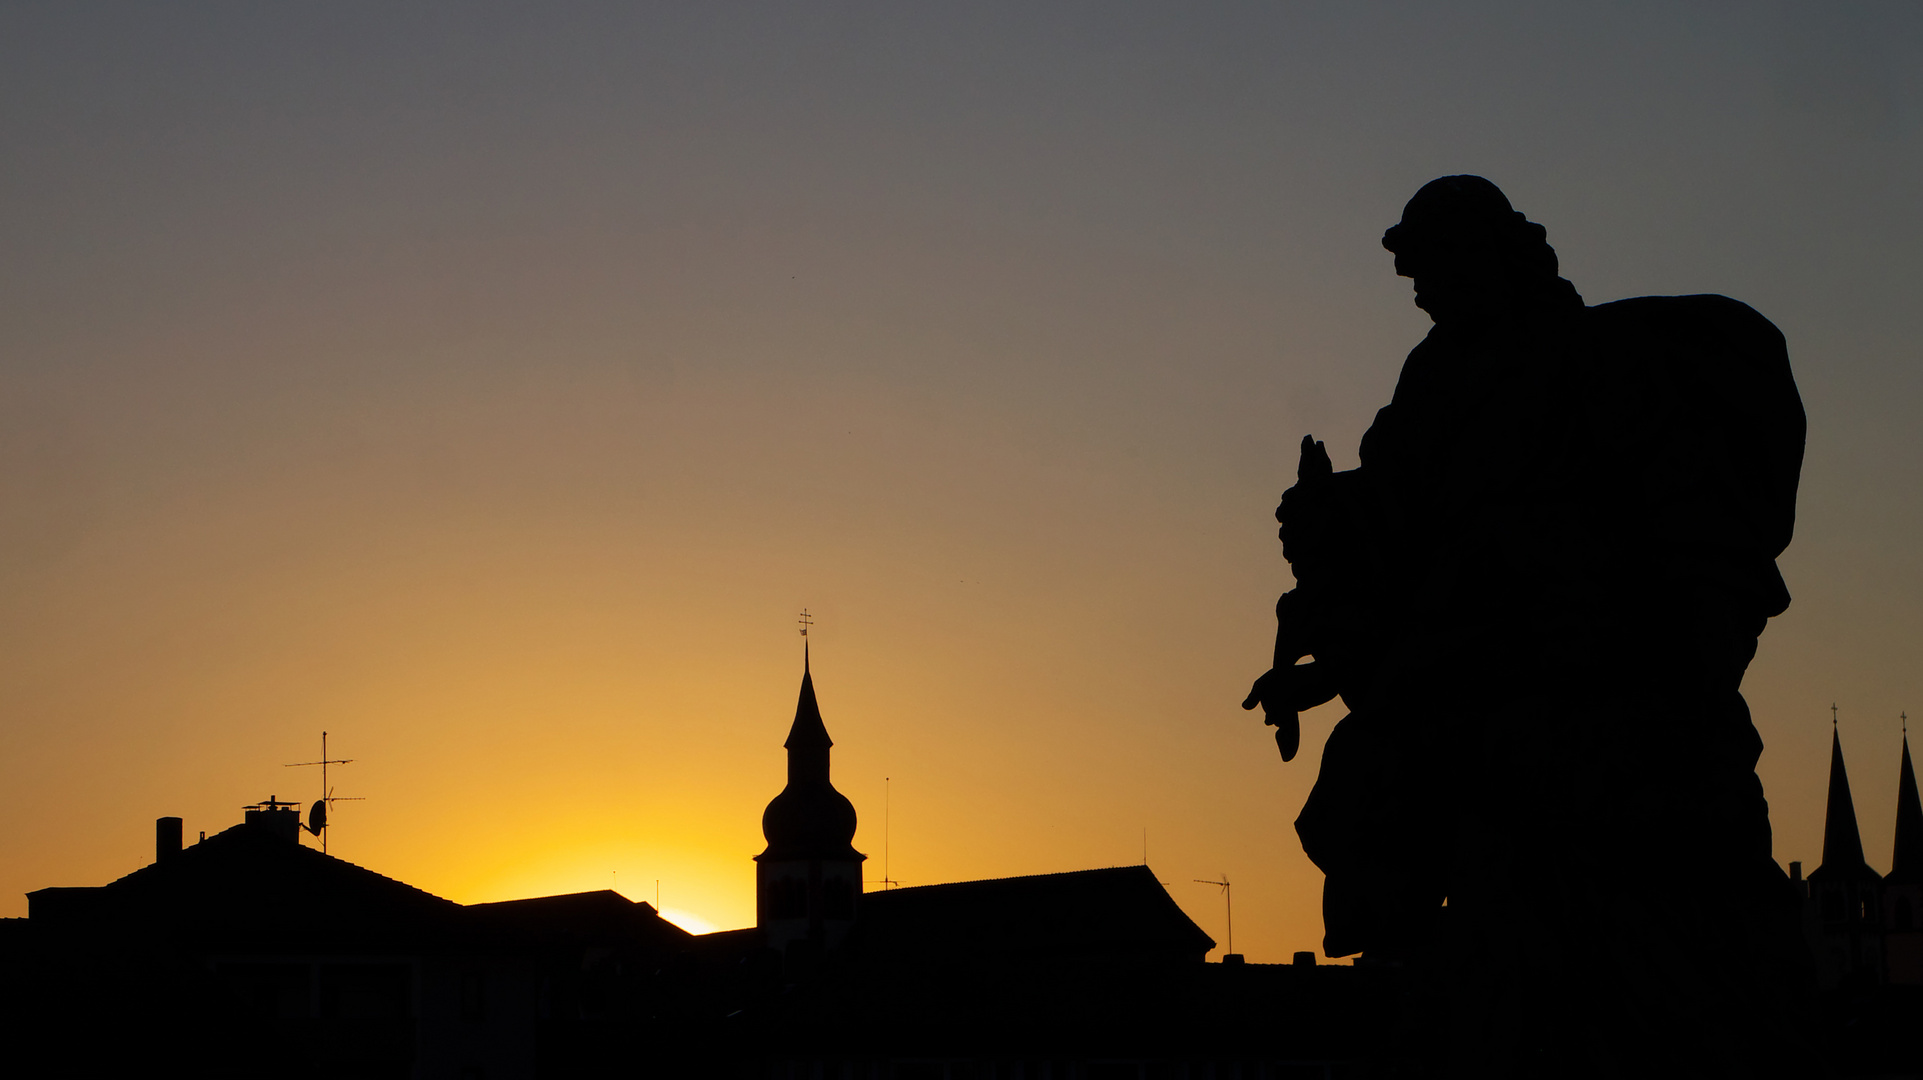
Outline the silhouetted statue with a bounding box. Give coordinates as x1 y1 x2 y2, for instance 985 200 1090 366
1245 176 1817 1076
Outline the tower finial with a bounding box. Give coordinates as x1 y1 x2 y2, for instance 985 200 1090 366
1832 703 1839 728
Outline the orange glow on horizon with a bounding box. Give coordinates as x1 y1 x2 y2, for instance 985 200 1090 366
657 908 720 936
0 5 1915 968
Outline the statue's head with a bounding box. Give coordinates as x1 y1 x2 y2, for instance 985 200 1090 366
1382 176 1578 325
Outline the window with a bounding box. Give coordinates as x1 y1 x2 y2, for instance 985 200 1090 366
1821 890 1844 923
217 962 311 1019
823 876 854 919
319 963 411 1020
771 876 808 918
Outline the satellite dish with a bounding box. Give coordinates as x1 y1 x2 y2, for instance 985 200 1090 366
306 799 327 836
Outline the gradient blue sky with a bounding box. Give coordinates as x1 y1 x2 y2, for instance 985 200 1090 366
1 2 1918 959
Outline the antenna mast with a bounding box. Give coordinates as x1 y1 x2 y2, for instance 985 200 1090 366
284 731 363 853
866 776 902 890
1195 874 1233 957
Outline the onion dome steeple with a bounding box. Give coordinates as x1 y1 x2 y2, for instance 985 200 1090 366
758 643 862 863
754 637 865 955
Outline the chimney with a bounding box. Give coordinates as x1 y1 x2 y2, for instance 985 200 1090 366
243 798 302 844
156 817 183 863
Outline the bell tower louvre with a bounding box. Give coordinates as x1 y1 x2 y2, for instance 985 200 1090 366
755 643 866 957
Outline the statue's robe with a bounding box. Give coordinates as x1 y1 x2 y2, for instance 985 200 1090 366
1292 294 1814 1076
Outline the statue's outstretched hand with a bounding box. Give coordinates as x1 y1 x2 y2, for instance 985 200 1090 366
1242 660 1340 763
1242 667 1303 762
1248 436 1340 764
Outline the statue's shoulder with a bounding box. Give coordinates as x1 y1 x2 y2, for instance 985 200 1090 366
1583 295 1796 412
1583 295 1804 555
1584 294 1785 354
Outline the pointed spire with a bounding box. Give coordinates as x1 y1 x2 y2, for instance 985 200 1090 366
785 640 832 751
1891 726 1923 883
1822 723 1867 869
1811 720 1879 882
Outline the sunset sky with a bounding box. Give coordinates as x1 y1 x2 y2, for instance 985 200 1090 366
2 3 1919 960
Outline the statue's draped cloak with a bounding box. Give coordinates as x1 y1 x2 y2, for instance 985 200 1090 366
1292 294 1811 1075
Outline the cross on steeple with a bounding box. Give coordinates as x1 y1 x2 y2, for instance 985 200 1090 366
1832 703 1839 728
798 609 814 637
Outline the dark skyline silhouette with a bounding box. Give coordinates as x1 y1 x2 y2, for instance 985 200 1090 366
8 640 1921 1075
0 7 1919 1073
2 9 1918 957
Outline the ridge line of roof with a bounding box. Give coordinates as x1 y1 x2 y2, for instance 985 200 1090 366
105 823 461 906
866 865 1156 894
468 889 647 910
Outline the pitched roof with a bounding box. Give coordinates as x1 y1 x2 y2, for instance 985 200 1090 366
28 817 460 950
853 865 1215 964
466 889 693 950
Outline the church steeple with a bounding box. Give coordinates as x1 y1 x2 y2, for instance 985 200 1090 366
759 642 860 863
1812 719 1877 882
755 638 866 956
1888 719 1923 984
1806 713 1886 988
1892 727 1923 884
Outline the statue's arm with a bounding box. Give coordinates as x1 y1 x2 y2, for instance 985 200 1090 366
1242 436 1350 760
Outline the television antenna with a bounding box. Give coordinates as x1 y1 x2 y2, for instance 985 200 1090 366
285 731 364 853
866 776 902 890
1194 873 1234 957
884 776 898 889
